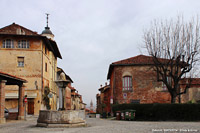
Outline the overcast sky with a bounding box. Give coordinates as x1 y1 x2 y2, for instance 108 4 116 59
1 0 200 107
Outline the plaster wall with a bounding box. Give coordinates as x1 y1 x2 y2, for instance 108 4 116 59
0 37 58 115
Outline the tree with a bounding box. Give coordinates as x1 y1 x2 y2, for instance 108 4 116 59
143 16 200 103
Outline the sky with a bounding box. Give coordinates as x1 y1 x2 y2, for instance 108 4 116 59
1 0 200 107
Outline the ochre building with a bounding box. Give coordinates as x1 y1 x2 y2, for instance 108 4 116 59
0 23 62 115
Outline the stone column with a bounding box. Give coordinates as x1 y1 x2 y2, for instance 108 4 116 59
65 87 71 110
18 84 25 120
0 80 6 123
59 87 63 109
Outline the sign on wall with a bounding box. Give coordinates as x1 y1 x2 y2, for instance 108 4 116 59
123 93 127 99
48 93 53 98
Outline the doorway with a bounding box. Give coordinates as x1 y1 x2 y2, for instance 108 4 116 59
28 100 34 115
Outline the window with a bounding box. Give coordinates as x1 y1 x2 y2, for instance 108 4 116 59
162 82 167 91
45 63 47 72
123 76 132 91
3 39 14 48
18 57 24 67
162 77 172 91
45 46 47 54
18 40 29 48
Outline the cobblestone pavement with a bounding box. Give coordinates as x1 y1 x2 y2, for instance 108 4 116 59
0 117 200 133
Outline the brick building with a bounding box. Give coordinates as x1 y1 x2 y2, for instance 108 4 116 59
96 83 111 114
107 55 171 105
180 78 200 103
0 22 61 115
70 86 85 110
97 55 200 114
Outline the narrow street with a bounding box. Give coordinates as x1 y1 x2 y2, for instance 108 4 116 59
0 117 199 133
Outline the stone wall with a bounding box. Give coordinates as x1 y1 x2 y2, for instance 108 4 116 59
181 87 200 103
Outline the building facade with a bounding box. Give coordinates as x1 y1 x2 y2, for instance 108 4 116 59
70 86 86 110
107 55 171 105
96 83 111 114
97 55 200 114
0 23 62 115
97 55 173 113
180 78 200 103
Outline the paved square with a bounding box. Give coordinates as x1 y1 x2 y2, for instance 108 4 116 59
0 117 199 133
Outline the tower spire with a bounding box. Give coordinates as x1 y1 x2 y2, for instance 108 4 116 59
46 13 49 27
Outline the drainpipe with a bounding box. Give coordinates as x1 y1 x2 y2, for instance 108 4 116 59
41 41 44 108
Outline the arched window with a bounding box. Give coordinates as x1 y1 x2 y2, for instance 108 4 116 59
122 76 132 91
3 39 14 48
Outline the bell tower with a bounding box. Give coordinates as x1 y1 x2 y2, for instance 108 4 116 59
90 100 93 111
41 13 54 40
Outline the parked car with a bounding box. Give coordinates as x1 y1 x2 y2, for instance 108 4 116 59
4 108 9 119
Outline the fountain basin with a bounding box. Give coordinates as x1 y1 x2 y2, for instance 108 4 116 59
37 110 86 128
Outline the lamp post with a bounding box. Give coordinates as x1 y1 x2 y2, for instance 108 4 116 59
55 80 70 110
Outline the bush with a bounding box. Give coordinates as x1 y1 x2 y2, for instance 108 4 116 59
112 103 200 121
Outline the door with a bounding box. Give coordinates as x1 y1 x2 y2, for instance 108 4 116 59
28 101 34 115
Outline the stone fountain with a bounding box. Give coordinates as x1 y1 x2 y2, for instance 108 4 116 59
37 72 86 128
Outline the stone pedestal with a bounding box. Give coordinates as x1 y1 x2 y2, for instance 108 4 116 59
37 110 86 128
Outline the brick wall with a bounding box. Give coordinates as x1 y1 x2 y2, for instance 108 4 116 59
111 65 171 104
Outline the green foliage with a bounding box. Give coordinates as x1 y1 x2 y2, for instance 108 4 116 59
42 86 51 110
112 103 200 121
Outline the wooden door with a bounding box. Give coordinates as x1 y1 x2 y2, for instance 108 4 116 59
28 101 34 115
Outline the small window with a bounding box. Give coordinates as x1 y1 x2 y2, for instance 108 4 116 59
162 82 167 91
3 39 14 48
162 77 171 91
18 57 24 67
123 76 132 91
45 63 47 72
18 40 29 48
45 46 47 54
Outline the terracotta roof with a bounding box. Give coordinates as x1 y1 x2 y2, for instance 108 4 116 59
68 86 76 90
71 92 80 96
112 54 171 65
0 71 27 85
85 108 90 111
0 23 62 59
75 93 80 96
98 85 110 92
180 78 200 85
89 110 95 113
107 54 186 79
0 23 38 35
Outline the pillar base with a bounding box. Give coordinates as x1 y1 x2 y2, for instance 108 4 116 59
0 118 6 124
18 116 24 120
